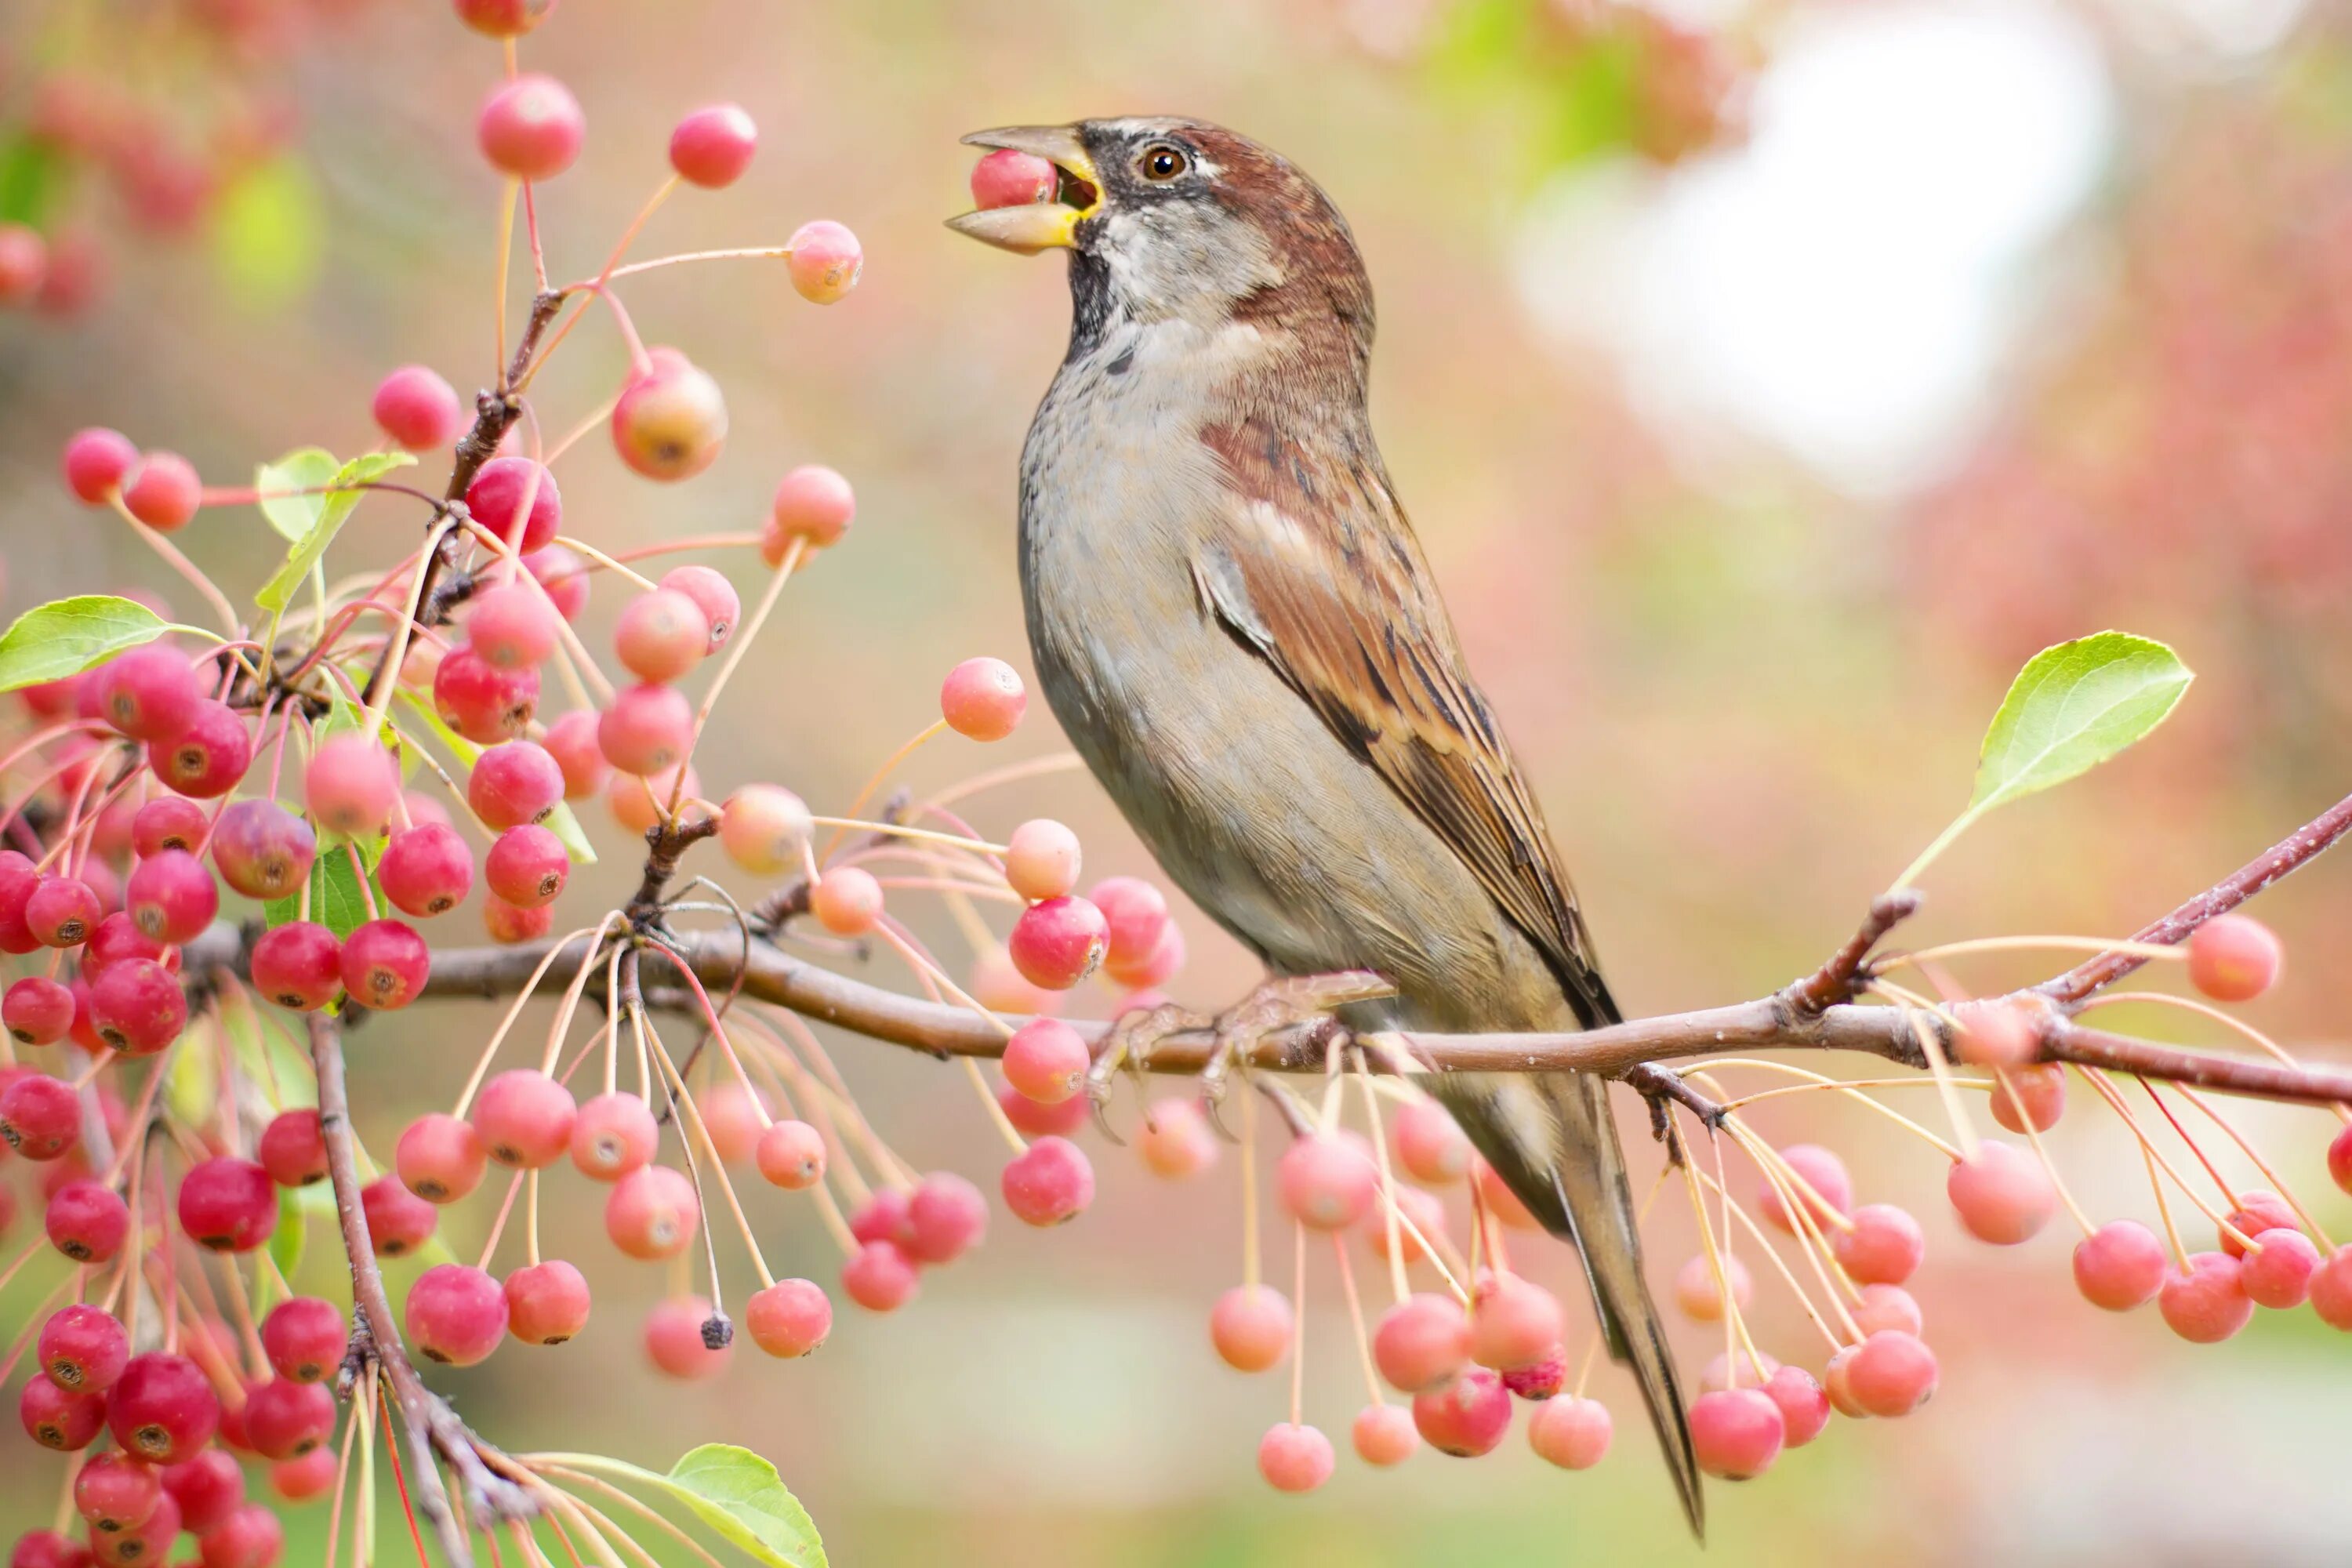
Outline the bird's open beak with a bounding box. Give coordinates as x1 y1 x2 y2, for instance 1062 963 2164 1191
947 125 1102 254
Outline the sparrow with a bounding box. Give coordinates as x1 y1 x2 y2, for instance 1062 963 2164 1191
950 118 1700 1531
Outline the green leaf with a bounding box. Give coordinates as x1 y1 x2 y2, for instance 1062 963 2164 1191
662 1446 826 1568
256 452 416 614
210 156 324 308
0 596 176 691
256 448 340 544
264 842 384 942
0 136 70 229
1895 631 2193 887
267 1189 307 1283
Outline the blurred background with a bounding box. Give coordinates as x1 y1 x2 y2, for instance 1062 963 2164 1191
5 0 2352 1563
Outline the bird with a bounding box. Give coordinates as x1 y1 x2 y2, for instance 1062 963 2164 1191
949 117 1700 1532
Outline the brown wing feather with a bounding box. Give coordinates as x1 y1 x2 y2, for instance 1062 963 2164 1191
1196 416 1617 1029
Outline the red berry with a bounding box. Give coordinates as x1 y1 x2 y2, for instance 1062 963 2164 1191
614 589 713 681
45 1181 131 1264
605 1164 699 1260
1846 1330 1940 1417
132 797 209 857
477 74 584 181
1007 895 1107 991
597 683 691 776
465 457 562 554
939 656 1025 742
840 1240 920 1312
469 741 564 829
92 645 198 742
1990 1062 2067 1133
467 582 558 671
611 361 728 483
1832 1203 1925 1286
1373 1292 1469 1393
149 702 251 798
504 1258 592 1345
1690 1387 1784 1479
657 565 740 655
1470 1272 1566 1372
753 1118 826 1190
89 958 186 1055
209 800 316 901
903 1171 988 1264
372 364 465 450
544 709 608 797
2187 913 2283 1002
996 1080 1087 1139
1000 1134 1094 1225
1276 1131 1377 1231
122 451 201 532
39 1304 130 1393
2242 1228 2321 1309
396 1112 488 1203
435 646 540 743
0 222 45 303
7 975 77 1045
1257 1421 1334 1494
361 1174 437 1257
1945 1140 2056 1244
305 735 399 840
241 1376 335 1461
474 1069 575 1169
1852 1282 1923 1338
2310 1247 2352 1330
1766 1364 1831 1447
809 866 883 935
2 1073 82 1160
105 1352 220 1462
1756 1143 1852 1234
1390 1097 1473 1186
178 1157 278 1252
260 1296 345 1383
339 919 430 1010
970 147 1058 210
786 220 862 305
1209 1283 1293 1374
1951 996 2041 1066
569 1091 659 1181
74 1450 162 1534
2220 1190 2299 1258
20 1373 107 1450
764 465 854 559
26 877 101 947
63 426 140 504
125 848 216 944
83 912 165 977
379 823 474 918
249 923 342 1011
2159 1250 2255 1342
160 1447 245 1534
744 1278 832 1358
194 1501 281 1568
644 1296 731 1379
1002 1018 1090 1105
670 103 757 187
1412 1365 1512 1457
407 1262 509 1367
527 543 592 621
256 1109 328 1185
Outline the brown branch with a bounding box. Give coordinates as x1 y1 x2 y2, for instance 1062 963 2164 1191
1786 890 1921 1014
2040 786 2352 1003
308 1011 535 1564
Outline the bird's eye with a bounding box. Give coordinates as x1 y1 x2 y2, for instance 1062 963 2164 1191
1136 143 1191 182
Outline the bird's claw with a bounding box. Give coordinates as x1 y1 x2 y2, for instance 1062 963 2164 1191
1087 1000 1208 1145
1193 970 1394 1141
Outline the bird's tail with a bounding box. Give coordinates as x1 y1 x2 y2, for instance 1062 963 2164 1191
1428 1070 1702 1537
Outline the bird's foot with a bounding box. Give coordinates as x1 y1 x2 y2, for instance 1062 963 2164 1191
1086 1000 1210 1144
1624 1061 1725 1164
1196 970 1394 1140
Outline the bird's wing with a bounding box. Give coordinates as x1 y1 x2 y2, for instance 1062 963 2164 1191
1191 415 1618 1029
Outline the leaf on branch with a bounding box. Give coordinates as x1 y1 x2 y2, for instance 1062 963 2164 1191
537 1446 826 1567
264 842 385 943
255 451 417 614
256 448 341 543
0 595 187 691
1895 630 2194 888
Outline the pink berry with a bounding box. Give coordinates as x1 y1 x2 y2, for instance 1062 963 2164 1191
997 1080 1087 1139
132 797 208 857
6 975 76 1045
940 656 1026 741
269 1450 339 1503
1990 1062 2067 1133
1945 1140 2056 1245
1209 1284 1293 1373
1528 1394 1613 1469
125 848 216 944
372 365 465 450
1672 1253 1751 1323
904 1171 989 1264
849 1189 910 1247
1137 1098 1218 1179
105 1352 220 1462
1007 895 1108 990
658 565 740 655
63 426 139 504
161 1447 245 1533
2220 1191 2299 1258
606 762 700 835
840 1240 920 1312
437 646 540 742
149 700 252 797
719 783 811 875
305 735 398 839
25 876 100 947
644 1296 732 1379
597 682 692 776
1373 1293 1471 1393
82 911 164 977
612 361 728 483
753 1118 826 1190
1001 1134 1094 1225
1846 1330 1940 1417
178 1156 278 1251
615 589 713 682
1690 1387 1784 1479
1765 1364 1832 1447
1257 1422 1334 1494
745 1278 832 1358
209 800 316 901
20 1375 106 1450
2160 1250 2255 1342
396 1112 488 1203
764 464 855 558
526 543 592 621
469 741 564 830
478 73 584 181
92 955 191 1054
256 1109 328 1186
970 147 1058 210
504 1258 592 1345
605 1164 699 1260
2187 913 2283 1002
92 644 198 742
466 581 558 670
339 919 430 1010
544 709 608 797
407 1262 509 1367
1757 1143 1852 1235
45 1181 131 1263
786 219 862 304
2 1073 81 1160
1412 1365 1512 1457
1391 1097 1474 1186
1951 996 2041 1067
122 451 201 531
1090 876 1171 976
1852 1282 1923 1339
455 0 556 38
363 1174 438 1257
199 1504 283 1567
474 1069 576 1169
697 1082 768 1164
260 1297 345 1383
1470 1272 1566 1370
74 1450 162 1534
2310 1248 2352 1330
810 866 884 936
570 1091 659 1181
250 922 343 1011
483 824 567 908
1832 1203 1925 1286
1004 818 1081 902
465 456 562 554
1352 1403 1420 1467
670 103 757 188
2242 1228 2322 1308
1002 1018 1091 1105
0 222 44 303
39 1304 130 1393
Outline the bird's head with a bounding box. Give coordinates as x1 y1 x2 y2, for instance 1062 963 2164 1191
949 118 1372 350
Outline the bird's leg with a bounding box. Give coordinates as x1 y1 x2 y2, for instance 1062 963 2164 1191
1197 970 1393 1140
1623 1061 1726 1167
1086 1000 1210 1144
